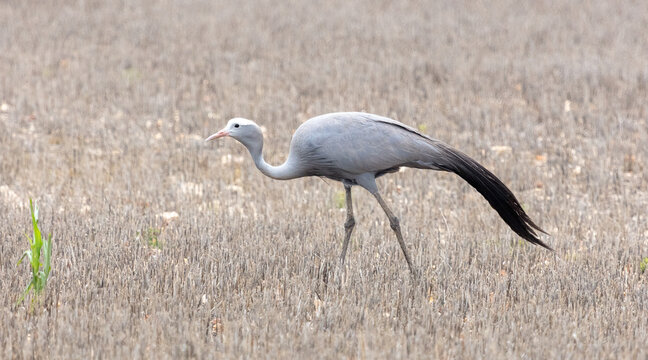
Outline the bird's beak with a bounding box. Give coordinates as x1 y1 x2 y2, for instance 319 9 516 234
205 129 229 142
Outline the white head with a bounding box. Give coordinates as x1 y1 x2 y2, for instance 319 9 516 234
205 118 264 154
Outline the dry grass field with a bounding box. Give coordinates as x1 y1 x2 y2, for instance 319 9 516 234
1 0 648 358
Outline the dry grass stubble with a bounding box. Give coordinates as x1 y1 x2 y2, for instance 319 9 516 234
1 0 647 358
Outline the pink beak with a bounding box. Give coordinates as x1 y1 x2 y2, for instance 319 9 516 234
205 129 229 142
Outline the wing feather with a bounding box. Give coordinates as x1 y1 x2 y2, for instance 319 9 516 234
300 112 550 249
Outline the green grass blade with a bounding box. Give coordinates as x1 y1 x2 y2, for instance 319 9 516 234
29 199 42 273
16 282 34 306
25 233 33 247
17 250 31 266
17 199 53 307
43 233 52 277
36 271 47 292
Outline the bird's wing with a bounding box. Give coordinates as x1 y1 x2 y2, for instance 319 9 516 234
308 112 550 249
300 112 444 176
367 113 550 249
356 112 437 142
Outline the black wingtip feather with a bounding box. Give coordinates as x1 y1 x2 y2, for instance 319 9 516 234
437 144 552 251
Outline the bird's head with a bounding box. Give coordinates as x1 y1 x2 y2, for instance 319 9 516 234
205 118 264 153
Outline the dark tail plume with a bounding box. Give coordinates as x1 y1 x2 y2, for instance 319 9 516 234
435 143 551 250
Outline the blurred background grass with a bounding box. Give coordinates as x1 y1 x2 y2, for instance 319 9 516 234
1 0 647 358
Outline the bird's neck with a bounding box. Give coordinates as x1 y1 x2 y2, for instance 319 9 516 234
247 142 299 180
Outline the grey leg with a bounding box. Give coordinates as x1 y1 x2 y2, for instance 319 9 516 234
339 184 356 265
372 192 415 273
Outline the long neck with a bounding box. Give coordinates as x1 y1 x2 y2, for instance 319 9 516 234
246 141 301 180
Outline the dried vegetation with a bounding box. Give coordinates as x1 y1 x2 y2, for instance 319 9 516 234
1 0 647 358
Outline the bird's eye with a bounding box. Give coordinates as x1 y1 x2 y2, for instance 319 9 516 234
234 124 240 128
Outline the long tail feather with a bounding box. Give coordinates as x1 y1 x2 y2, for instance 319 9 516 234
434 143 551 250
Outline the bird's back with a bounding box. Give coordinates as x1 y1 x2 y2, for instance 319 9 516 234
289 112 442 180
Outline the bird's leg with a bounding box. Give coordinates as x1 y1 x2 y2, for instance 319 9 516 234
339 184 356 265
372 192 415 273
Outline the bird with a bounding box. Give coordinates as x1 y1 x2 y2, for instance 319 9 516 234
206 112 550 273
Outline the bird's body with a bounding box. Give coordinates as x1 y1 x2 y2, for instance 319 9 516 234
207 112 550 272
287 112 443 185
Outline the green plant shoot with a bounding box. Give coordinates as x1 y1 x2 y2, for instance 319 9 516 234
145 227 163 249
641 257 648 275
16 199 53 305
334 191 346 209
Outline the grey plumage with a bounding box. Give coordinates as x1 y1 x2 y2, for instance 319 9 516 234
206 112 550 272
